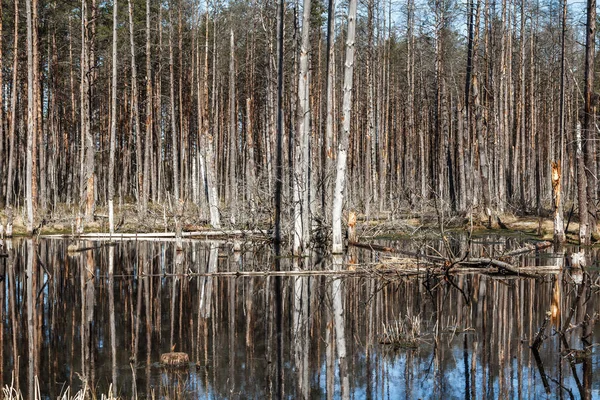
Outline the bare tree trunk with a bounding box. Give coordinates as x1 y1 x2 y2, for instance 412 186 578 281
293 0 312 255
169 1 179 205
332 0 357 254
109 0 117 234
554 0 567 243
323 0 335 220
577 121 589 245
229 29 237 225
5 0 18 237
472 0 490 224
128 0 143 213
274 0 285 253
26 0 34 234
0 0 4 212
246 98 256 215
583 0 596 242
143 0 152 210
204 2 220 228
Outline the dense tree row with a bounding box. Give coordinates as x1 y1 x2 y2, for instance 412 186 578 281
0 0 597 249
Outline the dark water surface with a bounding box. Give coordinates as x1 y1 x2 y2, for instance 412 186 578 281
0 236 599 399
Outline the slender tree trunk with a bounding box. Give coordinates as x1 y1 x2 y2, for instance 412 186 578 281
583 0 596 242
246 97 256 215
577 121 589 245
473 0 491 224
109 0 117 234
323 0 335 220
0 0 4 212
204 3 220 228
274 0 285 254
5 0 18 237
293 0 312 255
169 1 179 205
229 29 237 225
332 0 357 254
128 0 143 212
143 0 152 210
554 0 567 243
26 0 35 234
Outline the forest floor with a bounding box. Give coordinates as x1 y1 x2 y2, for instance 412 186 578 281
0 202 582 243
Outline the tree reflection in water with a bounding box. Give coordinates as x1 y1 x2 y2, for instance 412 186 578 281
0 237 598 398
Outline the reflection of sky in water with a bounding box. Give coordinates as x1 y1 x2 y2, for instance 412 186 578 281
1 237 599 399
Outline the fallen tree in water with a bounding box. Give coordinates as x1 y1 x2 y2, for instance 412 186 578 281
349 240 553 278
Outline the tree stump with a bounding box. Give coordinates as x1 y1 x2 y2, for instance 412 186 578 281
160 352 189 367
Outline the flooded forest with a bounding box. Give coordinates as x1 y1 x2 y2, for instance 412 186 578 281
1 0 600 397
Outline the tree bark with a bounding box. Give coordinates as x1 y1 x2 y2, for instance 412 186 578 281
169 1 179 205
332 0 357 254
293 0 312 255
5 0 18 237
26 0 34 234
204 2 220 228
583 0 596 242
109 0 118 234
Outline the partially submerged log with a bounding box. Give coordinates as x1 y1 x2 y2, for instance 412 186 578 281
160 352 189 367
349 240 553 277
41 229 268 241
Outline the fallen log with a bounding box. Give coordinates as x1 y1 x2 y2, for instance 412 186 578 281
348 241 445 262
41 229 268 241
349 240 547 278
457 258 540 278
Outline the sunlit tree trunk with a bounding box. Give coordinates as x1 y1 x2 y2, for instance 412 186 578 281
293 0 312 256
323 0 335 219
553 0 567 244
332 0 357 254
204 2 220 228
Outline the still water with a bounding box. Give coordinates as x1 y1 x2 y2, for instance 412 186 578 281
0 236 598 399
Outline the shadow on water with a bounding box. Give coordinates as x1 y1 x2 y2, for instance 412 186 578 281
0 236 598 399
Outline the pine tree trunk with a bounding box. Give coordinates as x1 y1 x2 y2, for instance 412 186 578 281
109 0 117 234
143 0 151 210
5 0 18 237
169 1 179 205
26 0 34 234
128 0 143 212
332 0 357 254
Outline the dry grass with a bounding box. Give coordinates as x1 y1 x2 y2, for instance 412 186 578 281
380 314 423 349
2 376 120 400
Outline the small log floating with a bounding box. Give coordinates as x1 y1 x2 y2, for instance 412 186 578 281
160 352 190 367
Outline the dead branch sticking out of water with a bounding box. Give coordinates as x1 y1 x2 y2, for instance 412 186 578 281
349 240 552 278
